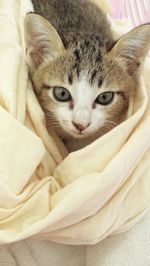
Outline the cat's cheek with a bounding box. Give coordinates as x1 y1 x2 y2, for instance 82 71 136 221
91 108 107 129
54 105 73 128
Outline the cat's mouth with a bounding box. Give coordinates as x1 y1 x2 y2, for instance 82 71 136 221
68 128 94 139
59 122 98 139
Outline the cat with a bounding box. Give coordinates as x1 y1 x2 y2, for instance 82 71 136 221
25 0 150 152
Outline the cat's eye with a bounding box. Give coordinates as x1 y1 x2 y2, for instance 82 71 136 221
52 87 71 102
96 92 114 105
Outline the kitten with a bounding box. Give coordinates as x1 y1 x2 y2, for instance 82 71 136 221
25 0 150 152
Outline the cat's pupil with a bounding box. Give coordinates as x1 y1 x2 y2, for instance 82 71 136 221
61 90 66 97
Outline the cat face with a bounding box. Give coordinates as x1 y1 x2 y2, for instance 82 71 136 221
33 54 132 139
47 79 115 139
25 14 150 139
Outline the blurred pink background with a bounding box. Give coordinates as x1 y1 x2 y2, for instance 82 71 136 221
109 0 150 27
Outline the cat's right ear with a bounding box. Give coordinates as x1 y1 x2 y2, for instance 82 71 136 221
108 24 150 75
24 14 65 72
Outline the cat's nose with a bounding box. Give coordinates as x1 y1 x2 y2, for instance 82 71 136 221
72 121 90 131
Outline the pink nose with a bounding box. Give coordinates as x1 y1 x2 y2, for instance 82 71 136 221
72 121 90 131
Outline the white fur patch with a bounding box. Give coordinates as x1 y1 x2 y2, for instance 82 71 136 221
72 76 94 126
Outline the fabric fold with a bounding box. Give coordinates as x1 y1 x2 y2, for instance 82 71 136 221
0 0 149 245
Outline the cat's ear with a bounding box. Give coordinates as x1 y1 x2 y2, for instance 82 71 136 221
109 24 150 74
24 13 65 72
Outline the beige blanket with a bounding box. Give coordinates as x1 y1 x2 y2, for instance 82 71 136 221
0 0 150 245
1 210 150 265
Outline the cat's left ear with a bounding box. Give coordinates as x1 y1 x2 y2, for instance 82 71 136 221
24 13 65 73
109 24 150 74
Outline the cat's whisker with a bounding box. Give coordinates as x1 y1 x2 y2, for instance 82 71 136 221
105 120 118 127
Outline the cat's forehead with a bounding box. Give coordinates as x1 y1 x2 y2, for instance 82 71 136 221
70 38 105 62
42 48 105 87
41 39 127 91
65 42 106 86
67 63 104 89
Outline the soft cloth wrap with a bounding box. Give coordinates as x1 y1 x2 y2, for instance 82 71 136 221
0 0 150 245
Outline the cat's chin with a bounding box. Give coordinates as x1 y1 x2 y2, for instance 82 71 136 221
61 129 93 139
69 132 89 139
55 125 101 140
66 129 99 139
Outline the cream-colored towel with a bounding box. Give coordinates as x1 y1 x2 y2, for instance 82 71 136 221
0 0 149 245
